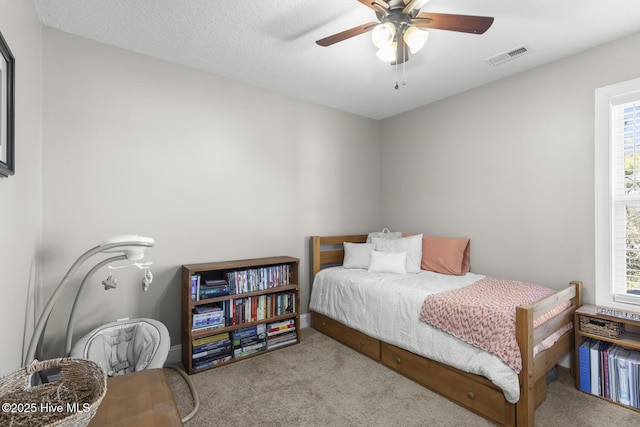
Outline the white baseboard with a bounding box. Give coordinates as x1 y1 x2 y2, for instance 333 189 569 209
166 313 312 367
558 353 570 369
167 344 182 366
300 313 310 328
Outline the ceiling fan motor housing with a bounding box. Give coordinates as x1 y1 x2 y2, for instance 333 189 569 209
385 0 409 11
378 9 411 31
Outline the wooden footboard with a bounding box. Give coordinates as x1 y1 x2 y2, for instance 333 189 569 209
516 280 582 426
310 235 583 427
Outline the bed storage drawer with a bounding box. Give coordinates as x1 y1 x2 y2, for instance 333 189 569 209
310 311 381 360
380 342 514 426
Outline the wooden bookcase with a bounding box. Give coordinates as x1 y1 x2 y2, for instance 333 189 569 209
181 256 300 374
574 304 640 412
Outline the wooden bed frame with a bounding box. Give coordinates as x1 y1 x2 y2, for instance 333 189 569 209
310 235 583 427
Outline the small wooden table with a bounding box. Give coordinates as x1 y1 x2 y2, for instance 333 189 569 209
88 368 182 426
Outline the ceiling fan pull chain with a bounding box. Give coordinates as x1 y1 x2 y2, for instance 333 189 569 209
394 59 399 90
402 52 407 86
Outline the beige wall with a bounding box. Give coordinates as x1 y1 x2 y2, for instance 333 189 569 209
5 2 640 374
40 28 381 359
0 1 43 376
380 31 640 303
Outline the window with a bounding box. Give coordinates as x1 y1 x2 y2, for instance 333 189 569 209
595 78 640 308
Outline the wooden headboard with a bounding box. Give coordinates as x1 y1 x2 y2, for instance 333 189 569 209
311 234 367 277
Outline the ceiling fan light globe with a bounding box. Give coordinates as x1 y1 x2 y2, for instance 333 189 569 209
376 43 397 62
404 26 429 54
372 22 396 48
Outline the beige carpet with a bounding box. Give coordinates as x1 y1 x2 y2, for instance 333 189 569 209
165 327 640 426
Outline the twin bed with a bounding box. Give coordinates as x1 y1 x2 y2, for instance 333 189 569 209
309 234 582 426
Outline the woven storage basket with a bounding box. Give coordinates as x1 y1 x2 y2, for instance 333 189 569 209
579 315 625 339
0 358 107 427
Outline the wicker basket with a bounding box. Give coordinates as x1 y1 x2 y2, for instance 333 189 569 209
579 315 625 339
0 358 107 427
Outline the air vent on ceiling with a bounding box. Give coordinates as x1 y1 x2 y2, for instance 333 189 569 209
485 45 533 66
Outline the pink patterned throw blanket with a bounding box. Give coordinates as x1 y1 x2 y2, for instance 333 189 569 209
419 277 554 373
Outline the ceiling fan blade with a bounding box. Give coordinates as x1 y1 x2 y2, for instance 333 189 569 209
357 0 389 11
316 22 379 47
411 12 494 34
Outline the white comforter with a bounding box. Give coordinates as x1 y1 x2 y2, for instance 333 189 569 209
309 267 520 403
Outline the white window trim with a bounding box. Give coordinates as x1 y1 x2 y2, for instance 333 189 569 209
595 77 640 309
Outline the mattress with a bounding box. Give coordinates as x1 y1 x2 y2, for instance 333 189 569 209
309 267 521 403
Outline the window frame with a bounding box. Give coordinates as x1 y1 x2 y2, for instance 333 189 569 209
595 77 640 309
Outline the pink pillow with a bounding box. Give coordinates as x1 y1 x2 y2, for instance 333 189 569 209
421 236 470 275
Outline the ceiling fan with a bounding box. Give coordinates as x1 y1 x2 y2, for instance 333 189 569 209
316 0 494 64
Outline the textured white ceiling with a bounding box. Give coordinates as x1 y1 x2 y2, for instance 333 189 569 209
33 0 640 120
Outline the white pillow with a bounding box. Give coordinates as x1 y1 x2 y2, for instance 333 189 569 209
343 242 375 269
368 251 407 274
372 234 422 273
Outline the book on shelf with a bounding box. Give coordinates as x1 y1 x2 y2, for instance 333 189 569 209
191 274 200 302
267 319 295 335
193 343 232 360
618 348 632 406
602 342 612 399
193 340 230 355
577 337 640 409
203 279 228 287
199 279 230 299
192 331 232 370
268 329 296 338
232 324 267 358
630 352 640 408
274 292 296 315
589 340 601 396
267 330 296 341
265 292 296 318
267 338 297 350
578 338 591 393
267 331 297 349
192 304 225 330
198 287 230 299
224 300 233 327
608 345 619 403
226 264 291 294
266 319 296 349
193 354 232 370
224 292 296 326
193 304 223 314
232 326 266 344
193 333 231 353
192 331 230 348
191 275 231 301
192 323 225 333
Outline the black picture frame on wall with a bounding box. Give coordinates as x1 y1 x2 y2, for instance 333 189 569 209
0 30 15 178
